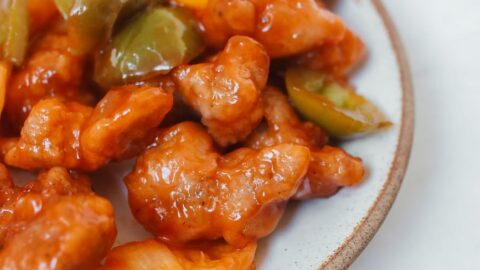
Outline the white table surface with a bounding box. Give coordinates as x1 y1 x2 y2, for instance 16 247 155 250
351 0 480 269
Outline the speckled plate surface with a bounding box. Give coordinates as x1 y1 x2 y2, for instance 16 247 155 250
11 0 413 269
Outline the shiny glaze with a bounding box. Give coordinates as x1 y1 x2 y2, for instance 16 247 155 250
245 87 364 198
5 23 91 132
125 122 310 247
5 85 173 171
28 0 59 34
173 36 269 146
0 166 116 270
202 0 346 58
292 28 367 75
100 240 256 270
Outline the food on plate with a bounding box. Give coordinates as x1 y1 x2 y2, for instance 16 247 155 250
173 36 269 146
94 6 205 87
245 87 365 198
5 85 173 171
125 122 310 247
286 67 391 138
100 240 256 270
201 0 346 58
4 23 90 132
0 165 116 269
0 0 390 268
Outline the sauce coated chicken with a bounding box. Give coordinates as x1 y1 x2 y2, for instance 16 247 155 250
0 165 116 270
5 23 91 132
173 36 269 146
5 85 173 171
246 87 365 198
100 240 256 270
0 0 388 268
202 0 346 58
126 122 310 247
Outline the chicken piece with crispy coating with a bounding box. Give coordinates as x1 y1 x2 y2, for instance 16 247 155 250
292 28 367 75
202 0 346 58
125 122 310 247
245 87 365 198
5 85 173 171
81 85 173 167
0 166 116 270
5 23 92 132
173 36 269 147
100 240 256 270
5 98 93 170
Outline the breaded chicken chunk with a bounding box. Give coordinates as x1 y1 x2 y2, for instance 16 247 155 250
100 240 256 270
245 87 364 198
0 166 116 270
125 122 310 247
173 36 269 146
5 85 173 171
202 0 346 58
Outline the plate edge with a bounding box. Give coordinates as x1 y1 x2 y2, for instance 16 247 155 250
318 1 415 269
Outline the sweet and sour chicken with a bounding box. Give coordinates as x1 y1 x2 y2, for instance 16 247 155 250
0 165 116 269
125 122 310 247
0 0 390 268
5 85 173 171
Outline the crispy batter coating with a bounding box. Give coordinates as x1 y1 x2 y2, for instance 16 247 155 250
245 86 328 149
295 146 365 199
293 28 367 75
173 36 269 146
100 240 256 270
125 122 310 247
5 85 173 171
5 99 93 170
81 85 173 167
0 138 18 161
245 87 364 198
5 24 91 132
0 167 116 270
202 0 346 58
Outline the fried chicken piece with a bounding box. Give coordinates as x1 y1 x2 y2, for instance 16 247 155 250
173 36 269 146
0 137 18 161
5 23 91 132
245 87 328 149
126 122 310 247
245 87 365 198
0 167 116 270
202 0 346 58
5 85 173 171
202 0 256 48
295 146 365 199
292 28 367 75
0 164 13 206
0 167 93 244
100 240 256 270
5 98 93 170
81 85 173 167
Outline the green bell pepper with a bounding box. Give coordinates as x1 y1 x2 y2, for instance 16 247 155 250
286 67 392 138
94 7 205 88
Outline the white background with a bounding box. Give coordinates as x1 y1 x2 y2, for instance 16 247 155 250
351 0 480 269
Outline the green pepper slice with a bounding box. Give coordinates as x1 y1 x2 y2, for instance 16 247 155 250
94 7 205 88
0 0 29 66
55 0 123 55
286 68 391 138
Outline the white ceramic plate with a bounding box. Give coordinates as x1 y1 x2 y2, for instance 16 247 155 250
11 1 413 269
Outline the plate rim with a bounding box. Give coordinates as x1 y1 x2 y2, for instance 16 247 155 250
319 1 415 269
